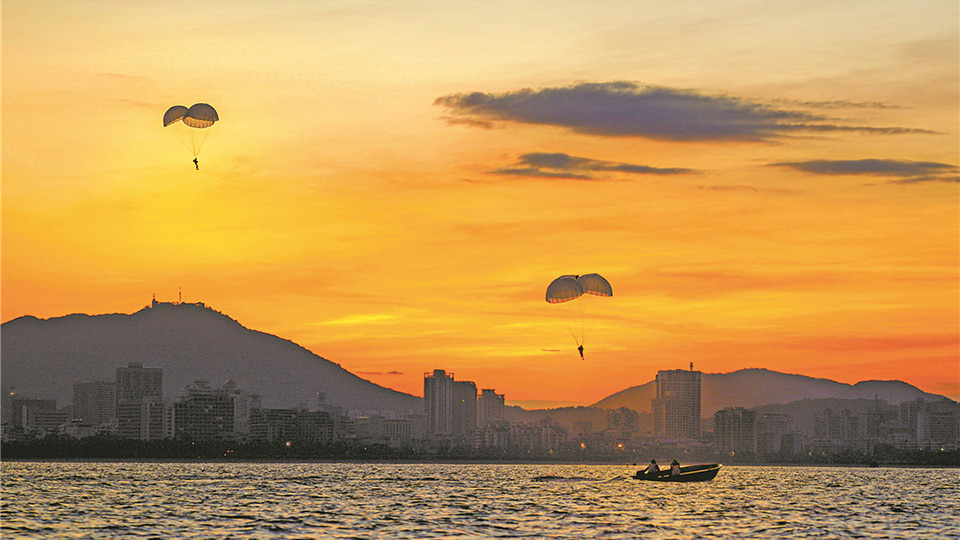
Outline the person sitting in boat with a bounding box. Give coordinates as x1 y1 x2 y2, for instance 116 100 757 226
670 460 681 476
644 459 660 476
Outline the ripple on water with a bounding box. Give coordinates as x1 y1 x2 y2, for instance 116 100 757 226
2 463 959 539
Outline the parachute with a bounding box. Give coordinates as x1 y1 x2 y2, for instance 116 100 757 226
163 103 219 163
545 273 613 359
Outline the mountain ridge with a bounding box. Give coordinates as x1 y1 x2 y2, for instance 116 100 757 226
1 302 422 415
591 367 948 416
2 303 951 421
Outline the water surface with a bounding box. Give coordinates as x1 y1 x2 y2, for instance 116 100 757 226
2 462 957 539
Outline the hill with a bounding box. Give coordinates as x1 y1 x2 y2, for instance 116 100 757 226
1 301 422 415
592 368 947 416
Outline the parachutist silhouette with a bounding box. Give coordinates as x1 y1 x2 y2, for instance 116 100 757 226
546 274 612 362
193 158 199 170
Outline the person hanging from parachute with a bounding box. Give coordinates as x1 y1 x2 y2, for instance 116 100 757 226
545 273 613 359
163 103 219 170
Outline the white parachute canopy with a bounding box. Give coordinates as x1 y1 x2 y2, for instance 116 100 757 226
163 103 219 158
545 273 613 355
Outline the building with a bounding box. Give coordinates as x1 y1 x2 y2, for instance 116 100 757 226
174 379 248 441
8 397 57 430
453 380 478 437
249 409 299 444
424 369 455 436
651 365 701 440
173 380 236 441
606 407 640 433
506 422 568 451
116 362 162 403
756 413 801 456
811 408 860 452
33 409 71 433
116 362 167 441
424 369 481 443
221 379 261 437
478 389 505 427
354 415 415 446
249 408 336 445
902 398 960 450
476 423 510 449
73 380 117 426
714 407 757 455
295 410 337 445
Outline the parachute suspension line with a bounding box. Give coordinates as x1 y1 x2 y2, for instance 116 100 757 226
577 294 586 348
545 273 613 359
555 297 582 347
190 128 212 158
163 103 218 162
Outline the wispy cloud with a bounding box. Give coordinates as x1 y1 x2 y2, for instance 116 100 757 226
772 159 959 184
490 152 693 180
771 98 901 110
314 313 397 325
435 81 931 142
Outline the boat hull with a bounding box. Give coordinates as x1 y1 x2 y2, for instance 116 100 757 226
633 463 721 482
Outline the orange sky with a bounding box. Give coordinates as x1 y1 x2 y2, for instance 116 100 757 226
3 0 958 405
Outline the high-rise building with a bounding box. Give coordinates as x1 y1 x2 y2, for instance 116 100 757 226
453 380 478 436
424 369 454 435
478 389 505 426
903 398 960 450
756 413 801 455
424 369 479 441
221 379 261 437
173 380 236 441
651 365 701 440
9 398 57 430
248 408 336 445
73 380 116 426
813 408 859 445
116 362 166 440
249 409 298 444
606 407 640 433
116 362 162 403
714 407 757 454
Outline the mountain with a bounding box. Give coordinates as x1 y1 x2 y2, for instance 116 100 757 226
4 302 951 425
1 301 422 415
592 368 949 416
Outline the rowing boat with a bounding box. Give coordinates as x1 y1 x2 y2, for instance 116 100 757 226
633 463 721 482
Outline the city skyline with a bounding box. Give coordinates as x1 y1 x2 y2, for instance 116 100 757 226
2 298 956 413
7 359 956 462
3 1 958 405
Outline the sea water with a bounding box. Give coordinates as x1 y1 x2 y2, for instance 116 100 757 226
2 462 958 539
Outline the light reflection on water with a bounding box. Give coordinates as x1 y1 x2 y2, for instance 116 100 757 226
2 462 958 539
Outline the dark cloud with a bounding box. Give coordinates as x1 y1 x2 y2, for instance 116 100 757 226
356 370 405 376
435 82 931 142
772 159 959 184
490 152 693 180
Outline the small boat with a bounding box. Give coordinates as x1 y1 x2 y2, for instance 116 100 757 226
633 463 721 482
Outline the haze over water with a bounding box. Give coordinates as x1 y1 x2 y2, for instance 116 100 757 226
2 462 957 539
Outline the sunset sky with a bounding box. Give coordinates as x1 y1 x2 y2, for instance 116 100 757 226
3 0 958 405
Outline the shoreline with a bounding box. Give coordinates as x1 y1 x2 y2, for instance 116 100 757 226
3 458 957 469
